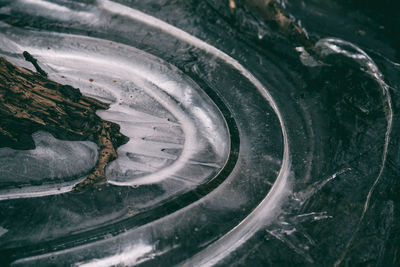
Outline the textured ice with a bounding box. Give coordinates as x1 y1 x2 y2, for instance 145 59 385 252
0 1 397 266
0 1 287 266
0 132 98 200
0 131 98 184
0 27 230 188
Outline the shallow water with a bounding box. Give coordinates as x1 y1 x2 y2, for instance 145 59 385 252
0 0 399 266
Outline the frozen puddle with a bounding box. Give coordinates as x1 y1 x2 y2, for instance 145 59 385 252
0 2 290 265
0 29 230 199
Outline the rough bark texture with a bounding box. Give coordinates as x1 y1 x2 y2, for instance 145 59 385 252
0 56 128 190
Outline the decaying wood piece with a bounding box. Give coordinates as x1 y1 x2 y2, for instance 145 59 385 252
0 56 128 190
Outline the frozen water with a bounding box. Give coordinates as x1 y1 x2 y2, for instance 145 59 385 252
0 132 98 200
0 26 230 196
0 0 288 266
1 33 229 188
0 0 397 266
0 132 98 184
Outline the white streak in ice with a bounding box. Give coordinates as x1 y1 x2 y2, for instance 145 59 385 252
0 180 86 201
76 242 154 267
0 226 8 238
21 0 71 12
19 0 95 21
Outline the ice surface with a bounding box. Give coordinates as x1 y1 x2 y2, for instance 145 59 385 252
0 132 98 184
0 0 397 266
0 132 98 200
0 1 289 266
1 33 230 189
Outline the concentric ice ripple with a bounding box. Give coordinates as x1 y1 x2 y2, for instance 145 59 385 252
0 0 290 266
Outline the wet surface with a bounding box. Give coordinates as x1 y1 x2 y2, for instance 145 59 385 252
0 0 399 266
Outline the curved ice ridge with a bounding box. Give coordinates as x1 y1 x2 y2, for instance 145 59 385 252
314 38 393 267
98 1 291 266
